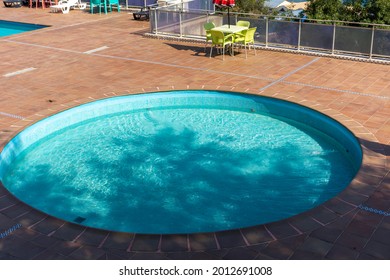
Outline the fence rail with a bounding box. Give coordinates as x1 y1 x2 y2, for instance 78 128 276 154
149 8 390 63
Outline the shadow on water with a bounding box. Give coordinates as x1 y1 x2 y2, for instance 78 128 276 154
2 117 358 234
2 163 81 220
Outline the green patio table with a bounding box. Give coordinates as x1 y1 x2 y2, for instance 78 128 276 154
211 24 248 34
211 24 248 56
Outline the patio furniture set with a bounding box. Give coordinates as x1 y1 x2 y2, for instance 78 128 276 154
50 0 86 13
2 0 120 14
204 20 257 60
50 0 119 14
89 0 119 14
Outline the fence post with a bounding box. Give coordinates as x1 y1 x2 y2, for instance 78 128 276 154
265 17 269 48
298 20 302 51
154 8 158 35
331 22 336 55
369 25 375 60
179 6 183 37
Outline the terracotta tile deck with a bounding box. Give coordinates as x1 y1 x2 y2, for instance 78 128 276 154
0 8 389 260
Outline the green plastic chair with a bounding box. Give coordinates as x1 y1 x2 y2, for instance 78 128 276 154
234 27 257 59
203 22 215 52
235 20 251 43
209 30 234 60
236 20 250 28
108 0 120 12
90 0 106 14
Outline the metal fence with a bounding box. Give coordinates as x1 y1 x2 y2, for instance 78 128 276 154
149 7 390 62
124 0 155 8
124 0 213 9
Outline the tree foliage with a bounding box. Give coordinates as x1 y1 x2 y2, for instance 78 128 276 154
304 0 345 21
234 0 267 14
305 0 390 24
365 0 390 24
229 0 390 24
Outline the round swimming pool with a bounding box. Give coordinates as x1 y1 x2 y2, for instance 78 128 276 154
0 91 362 234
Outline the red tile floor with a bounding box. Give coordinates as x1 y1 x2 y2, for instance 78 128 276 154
0 7 389 260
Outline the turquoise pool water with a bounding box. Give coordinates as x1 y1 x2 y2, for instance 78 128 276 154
0 91 362 234
0 20 47 37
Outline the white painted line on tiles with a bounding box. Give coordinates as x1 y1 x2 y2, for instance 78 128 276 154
0 111 25 120
3 39 388 100
283 81 390 100
260 57 321 91
84 46 109 54
3 67 36 78
3 39 84 55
